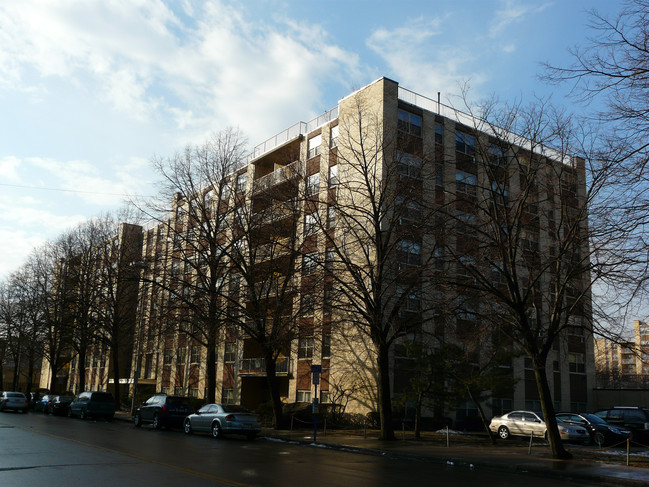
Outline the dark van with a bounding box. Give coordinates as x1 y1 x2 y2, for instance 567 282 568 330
68 391 115 420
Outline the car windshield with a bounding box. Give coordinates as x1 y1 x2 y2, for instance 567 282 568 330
581 413 606 424
8 393 25 398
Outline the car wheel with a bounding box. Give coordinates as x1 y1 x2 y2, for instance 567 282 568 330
134 414 142 427
211 422 222 439
498 426 510 440
153 413 161 430
184 419 192 435
79 409 86 420
594 431 606 446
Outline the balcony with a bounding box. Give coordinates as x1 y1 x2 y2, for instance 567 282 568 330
239 357 292 376
253 160 301 192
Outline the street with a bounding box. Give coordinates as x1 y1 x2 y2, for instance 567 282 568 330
0 411 600 486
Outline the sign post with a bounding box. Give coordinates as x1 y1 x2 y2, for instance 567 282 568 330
311 365 322 442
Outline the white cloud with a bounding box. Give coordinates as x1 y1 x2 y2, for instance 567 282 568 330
489 1 553 38
0 156 22 183
366 16 486 101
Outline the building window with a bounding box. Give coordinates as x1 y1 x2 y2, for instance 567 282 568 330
222 388 234 404
306 173 320 196
177 347 187 363
161 386 170 395
236 173 248 193
301 294 316 317
491 181 509 205
330 125 339 148
224 342 237 363
435 164 444 186
456 211 477 234
302 252 318 275
320 391 331 404
308 135 322 159
296 390 312 403
304 213 319 236
144 354 154 379
328 164 338 187
398 109 422 136
435 121 443 144
397 151 422 178
456 170 477 196
569 352 585 373
397 284 421 312
326 206 336 229
189 388 199 398
491 398 513 416
324 248 335 271
163 349 173 365
322 335 331 358
489 145 506 166
298 337 314 359
457 296 477 321
456 131 476 155
396 196 422 222
174 387 183 395
396 240 421 266
190 346 201 364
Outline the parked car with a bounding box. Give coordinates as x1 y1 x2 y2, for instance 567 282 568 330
593 407 649 441
47 395 74 416
68 391 115 420
34 394 57 413
0 391 29 413
556 412 631 446
29 392 45 409
134 394 194 429
489 410 589 443
183 403 261 439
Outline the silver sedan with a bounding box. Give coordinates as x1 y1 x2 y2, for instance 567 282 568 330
490 410 589 443
183 403 261 439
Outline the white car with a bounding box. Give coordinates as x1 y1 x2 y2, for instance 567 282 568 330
0 391 29 413
490 410 589 443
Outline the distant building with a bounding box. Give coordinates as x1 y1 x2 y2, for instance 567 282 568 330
595 320 649 388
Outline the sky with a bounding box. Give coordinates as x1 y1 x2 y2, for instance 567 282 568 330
0 0 624 280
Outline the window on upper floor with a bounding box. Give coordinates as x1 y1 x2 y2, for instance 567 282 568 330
298 337 314 359
456 131 476 156
397 151 422 178
489 144 506 166
396 284 421 312
328 164 338 187
396 240 421 266
435 122 443 144
224 342 237 363
456 170 477 196
236 173 247 193
330 125 339 148
322 334 331 358
398 109 422 136
304 212 319 236
302 252 318 275
306 173 320 196
308 134 322 159
569 352 585 373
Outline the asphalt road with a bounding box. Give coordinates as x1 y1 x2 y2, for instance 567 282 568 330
0 410 601 487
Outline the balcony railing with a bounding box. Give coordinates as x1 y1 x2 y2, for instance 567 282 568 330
239 357 292 376
253 160 301 192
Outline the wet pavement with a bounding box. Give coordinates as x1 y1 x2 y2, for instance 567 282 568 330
115 412 649 486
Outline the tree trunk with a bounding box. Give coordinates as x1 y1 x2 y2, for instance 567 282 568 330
206 332 217 403
78 349 87 393
112 340 121 409
377 344 395 440
414 390 423 439
264 353 284 429
467 387 496 445
533 363 572 459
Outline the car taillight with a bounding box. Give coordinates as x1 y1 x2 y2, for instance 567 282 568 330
161 405 168 412
225 414 235 421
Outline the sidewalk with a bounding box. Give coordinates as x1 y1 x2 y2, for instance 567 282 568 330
115 411 649 486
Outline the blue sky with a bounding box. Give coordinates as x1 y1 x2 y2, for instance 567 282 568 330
0 0 623 279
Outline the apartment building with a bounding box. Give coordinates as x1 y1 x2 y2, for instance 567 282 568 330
595 320 649 385
51 78 595 422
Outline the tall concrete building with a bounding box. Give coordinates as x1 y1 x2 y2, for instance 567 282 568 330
53 78 595 423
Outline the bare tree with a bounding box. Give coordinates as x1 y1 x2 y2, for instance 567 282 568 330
322 92 439 440
140 128 247 403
